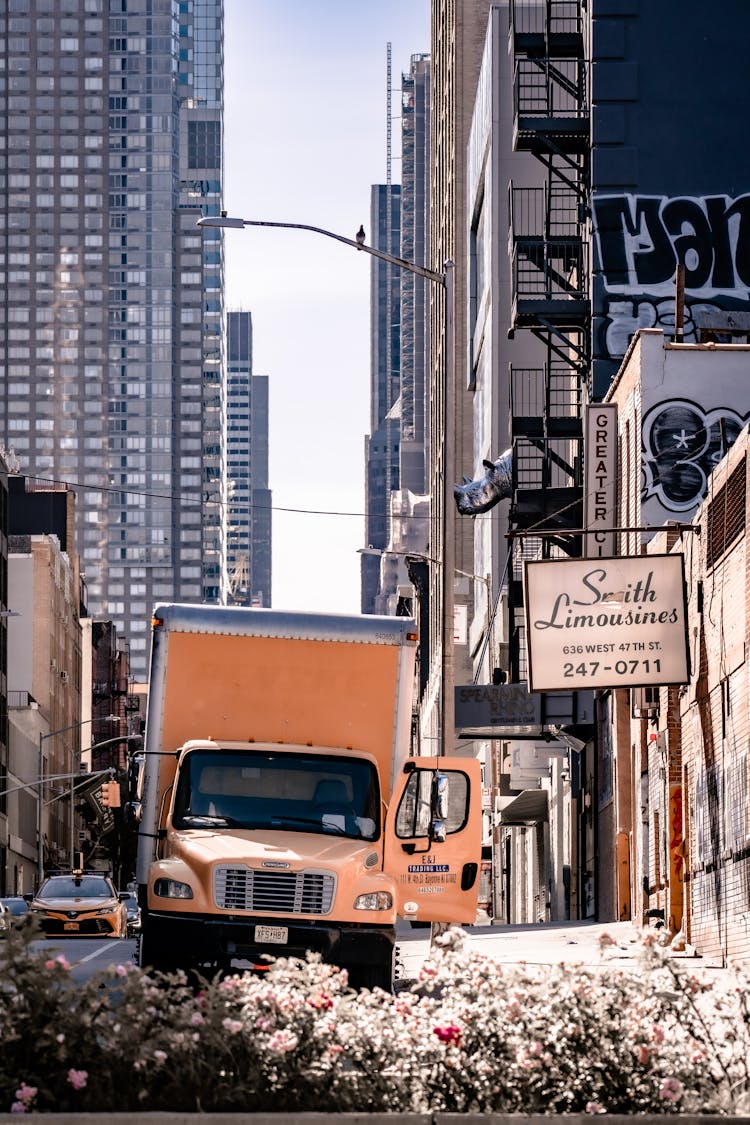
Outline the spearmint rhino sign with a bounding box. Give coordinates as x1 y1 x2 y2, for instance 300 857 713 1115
593 192 750 357
524 555 688 692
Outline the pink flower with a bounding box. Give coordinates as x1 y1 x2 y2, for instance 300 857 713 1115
307 990 333 1010
67 1069 88 1091
268 1029 299 1053
222 1018 243 1035
434 1023 463 1048
11 1084 37 1113
153 1050 167 1064
190 1012 204 1026
585 1102 606 1114
637 1045 651 1065
45 954 70 970
659 1077 683 1102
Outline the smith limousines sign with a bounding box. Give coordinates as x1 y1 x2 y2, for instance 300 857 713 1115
524 555 689 692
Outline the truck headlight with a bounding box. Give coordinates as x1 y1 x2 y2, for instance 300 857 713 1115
354 891 393 911
153 878 194 900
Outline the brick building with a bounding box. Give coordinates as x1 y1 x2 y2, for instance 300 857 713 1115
677 430 750 964
604 330 750 963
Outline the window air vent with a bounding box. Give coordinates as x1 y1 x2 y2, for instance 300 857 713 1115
706 458 746 568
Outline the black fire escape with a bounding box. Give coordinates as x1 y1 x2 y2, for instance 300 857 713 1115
507 0 591 681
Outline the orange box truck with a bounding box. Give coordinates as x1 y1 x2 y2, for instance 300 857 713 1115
133 604 482 988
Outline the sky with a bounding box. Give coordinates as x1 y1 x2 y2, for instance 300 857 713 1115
223 0 430 614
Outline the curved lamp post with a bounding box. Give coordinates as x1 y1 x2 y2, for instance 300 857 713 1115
198 214 456 756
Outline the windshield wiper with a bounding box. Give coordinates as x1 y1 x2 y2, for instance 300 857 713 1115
269 815 352 836
179 814 243 828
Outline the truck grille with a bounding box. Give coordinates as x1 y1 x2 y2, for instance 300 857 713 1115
214 866 335 915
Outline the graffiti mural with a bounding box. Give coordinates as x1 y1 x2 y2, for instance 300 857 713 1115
641 399 749 514
594 193 750 361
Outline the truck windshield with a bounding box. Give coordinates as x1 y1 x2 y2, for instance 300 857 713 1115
172 749 380 840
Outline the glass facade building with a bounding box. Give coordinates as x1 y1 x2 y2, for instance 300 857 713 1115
0 0 225 678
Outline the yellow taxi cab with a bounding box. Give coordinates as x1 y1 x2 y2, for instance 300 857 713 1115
27 871 128 938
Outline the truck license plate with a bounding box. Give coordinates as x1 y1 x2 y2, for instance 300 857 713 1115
64 922 79 931
254 924 288 944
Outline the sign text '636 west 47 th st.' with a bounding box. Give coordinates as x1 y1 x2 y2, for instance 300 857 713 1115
524 554 689 692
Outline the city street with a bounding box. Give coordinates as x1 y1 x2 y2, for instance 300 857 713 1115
26 935 136 985
23 918 735 990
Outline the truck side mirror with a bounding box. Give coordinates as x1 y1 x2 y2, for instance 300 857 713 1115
429 818 447 844
432 772 449 819
428 772 449 842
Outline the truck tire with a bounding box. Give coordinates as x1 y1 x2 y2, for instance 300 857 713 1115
138 927 174 974
347 957 393 992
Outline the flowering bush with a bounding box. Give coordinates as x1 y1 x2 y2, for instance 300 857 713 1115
1 921 749 1113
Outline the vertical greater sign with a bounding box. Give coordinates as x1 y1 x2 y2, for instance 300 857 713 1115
585 404 617 557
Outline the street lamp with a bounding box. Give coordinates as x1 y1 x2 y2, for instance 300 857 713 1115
198 214 456 756
358 547 494 669
37 715 120 884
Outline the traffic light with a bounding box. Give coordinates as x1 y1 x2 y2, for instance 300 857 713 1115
101 780 121 809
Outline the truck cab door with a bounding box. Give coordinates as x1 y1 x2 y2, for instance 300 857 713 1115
383 756 482 924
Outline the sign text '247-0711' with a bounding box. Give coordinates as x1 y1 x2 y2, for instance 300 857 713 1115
524 554 689 692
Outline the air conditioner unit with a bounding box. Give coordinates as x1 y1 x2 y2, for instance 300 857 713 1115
632 685 659 719
50 658 57 670
60 670 69 683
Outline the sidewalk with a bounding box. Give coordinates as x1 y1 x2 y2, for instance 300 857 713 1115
395 917 736 986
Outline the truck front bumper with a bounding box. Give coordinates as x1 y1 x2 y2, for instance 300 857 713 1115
144 908 394 969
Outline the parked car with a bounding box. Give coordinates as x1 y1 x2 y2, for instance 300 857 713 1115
0 896 30 931
26 872 128 938
120 890 141 936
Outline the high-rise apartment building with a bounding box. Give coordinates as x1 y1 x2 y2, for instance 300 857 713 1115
226 311 271 608
0 0 225 678
249 372 271 608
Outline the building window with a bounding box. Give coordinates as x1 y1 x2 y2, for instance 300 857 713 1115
187 119 221 169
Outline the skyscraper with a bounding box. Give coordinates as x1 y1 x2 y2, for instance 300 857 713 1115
362 48 433 616
0 0 225 678
226 311 271 608
361 181 402 614
398 54 431 498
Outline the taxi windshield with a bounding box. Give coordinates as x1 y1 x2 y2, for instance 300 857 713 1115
38 876 113 900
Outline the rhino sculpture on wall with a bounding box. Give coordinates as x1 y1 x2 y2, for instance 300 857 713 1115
454 449 513 515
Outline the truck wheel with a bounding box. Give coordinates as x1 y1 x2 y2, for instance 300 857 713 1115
138 929 173 974
348 958 393 992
